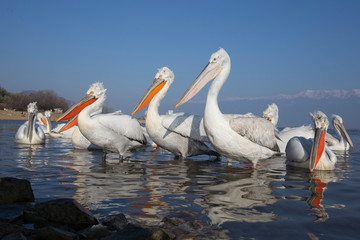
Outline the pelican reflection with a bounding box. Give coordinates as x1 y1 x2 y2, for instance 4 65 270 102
201 159 286 226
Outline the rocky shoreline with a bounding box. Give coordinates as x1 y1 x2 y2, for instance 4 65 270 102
0 177 218 240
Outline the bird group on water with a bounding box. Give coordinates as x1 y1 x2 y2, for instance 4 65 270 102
15 48 354 172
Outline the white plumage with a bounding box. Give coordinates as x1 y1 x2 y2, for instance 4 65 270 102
132 67 218 158
57 82 147 159
286 111 337 171
15 102 45 145
175 48 279 166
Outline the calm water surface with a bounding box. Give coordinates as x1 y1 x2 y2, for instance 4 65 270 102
1 120 360 239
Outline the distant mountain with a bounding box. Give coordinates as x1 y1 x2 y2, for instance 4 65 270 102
222 89 360 102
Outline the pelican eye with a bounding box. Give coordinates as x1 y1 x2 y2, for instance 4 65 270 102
89 91 94 95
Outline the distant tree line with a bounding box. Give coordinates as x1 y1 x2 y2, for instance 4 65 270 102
0 86 69 111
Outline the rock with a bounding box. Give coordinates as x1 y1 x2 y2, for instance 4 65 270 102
102 213 128 230
0 222 28 239
0 204 24 223
23 203 48 228
32 226 77 240
79 224 112 239
0 177 35 205
103 223 174 240
35 198 98 230
1 231 27 240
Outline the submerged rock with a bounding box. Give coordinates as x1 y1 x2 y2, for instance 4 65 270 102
0 204 24 223
0 177 35 205
35 198 98 230
0 222 28 239
79 224 112 240
103 223 174 240
102 213 128 230
0 178 199 239
1 231 27 240
32 226 77 240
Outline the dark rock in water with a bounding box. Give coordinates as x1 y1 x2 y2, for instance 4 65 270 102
1 231 27 240
0 222 28 239
0 204 24 223
79 224 112 240
23 202 48 227
0 177 35 205
35 198 98 230
32 226 77 240
102 213 128 230
103 223 174 240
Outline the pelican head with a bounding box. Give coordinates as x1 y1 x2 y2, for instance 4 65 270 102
27 102 38 114
132 67 174 115
175 48 230 108
332 114 353 148
44 110 52 118
56 82 106 122
262 103 279 126
309 111 329 172
37 113 47 125
26 102 38 142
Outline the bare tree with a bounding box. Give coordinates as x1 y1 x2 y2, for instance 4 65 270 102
0 87 69 111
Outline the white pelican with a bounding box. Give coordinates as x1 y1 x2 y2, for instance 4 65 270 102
37 110 76 138
285 111 337 171
175 48 279 165
262 103 279 126
15 102 46 145
262 103 313 153
262 104 353 152
325 114 353 151
57 115 102 150
132 67 219 159
37 112 50 134
57 82 147 160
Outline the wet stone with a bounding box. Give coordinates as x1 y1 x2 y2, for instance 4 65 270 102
23 203 47 227
0 204 24 223
79 224 112 239
0 222 28 239
35 198 98 230
1 231 27 240
102 213 128 230
0 177 35 205
103 223 174 240
32 226 77 240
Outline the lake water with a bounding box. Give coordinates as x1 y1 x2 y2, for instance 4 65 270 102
1 120 360 239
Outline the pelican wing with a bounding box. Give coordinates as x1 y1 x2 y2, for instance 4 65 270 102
95 114 146 144
161 112 208 142
279 125 314 142
229 116 280 152
324 132 338 146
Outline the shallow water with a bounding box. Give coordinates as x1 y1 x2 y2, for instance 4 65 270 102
1 120 360 239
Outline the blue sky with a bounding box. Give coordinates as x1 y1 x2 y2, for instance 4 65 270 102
1 1 359 128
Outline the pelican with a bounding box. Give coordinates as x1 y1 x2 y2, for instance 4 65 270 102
57 82 147 160
325 114 353 151
58 114 102 150
37 110 76 138
262 103 279 126
262 103 313 153
15 102 46 145
285 111 337 171
37 112 50 134
262 103 353 152
132 67 218 159
175 48 279 165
